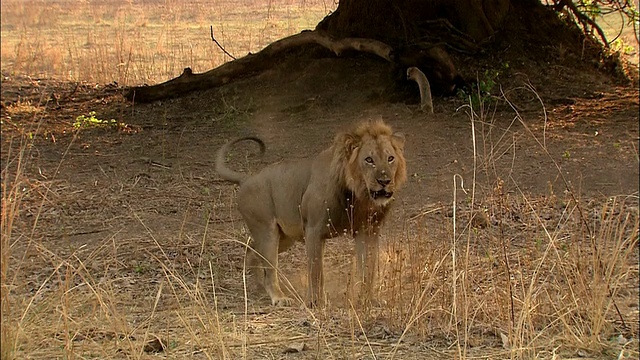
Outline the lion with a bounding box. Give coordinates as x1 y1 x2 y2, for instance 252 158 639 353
215 120 406 306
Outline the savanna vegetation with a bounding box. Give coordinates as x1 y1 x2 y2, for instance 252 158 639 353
1 1 638 359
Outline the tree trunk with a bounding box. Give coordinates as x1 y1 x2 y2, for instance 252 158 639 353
125 0 598 103
316 0 510 44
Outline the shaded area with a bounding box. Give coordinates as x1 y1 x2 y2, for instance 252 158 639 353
126 0 631 104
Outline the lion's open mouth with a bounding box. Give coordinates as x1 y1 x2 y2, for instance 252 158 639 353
370 189 393 200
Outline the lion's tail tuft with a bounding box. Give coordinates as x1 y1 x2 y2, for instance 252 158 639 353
215 137 266 184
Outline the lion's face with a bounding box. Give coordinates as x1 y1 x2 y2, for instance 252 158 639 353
355 135 406 206
339 122 407 207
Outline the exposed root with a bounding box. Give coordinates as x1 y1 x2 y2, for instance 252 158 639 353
406 67 434 114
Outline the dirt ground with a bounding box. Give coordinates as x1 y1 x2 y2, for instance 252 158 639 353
1 50 639 359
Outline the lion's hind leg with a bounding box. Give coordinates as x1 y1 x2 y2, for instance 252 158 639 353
246 219 294 307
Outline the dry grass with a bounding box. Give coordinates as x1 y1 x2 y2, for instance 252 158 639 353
1 87 638 359
0 0 334 86
1 1 639 359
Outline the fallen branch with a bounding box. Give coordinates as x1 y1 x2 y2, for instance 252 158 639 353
125 30 393 103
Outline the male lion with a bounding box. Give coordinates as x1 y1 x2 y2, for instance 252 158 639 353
215 120 406 306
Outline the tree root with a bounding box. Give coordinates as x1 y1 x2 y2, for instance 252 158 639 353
125 30 394 103
406 67 434 114
556 0 610 47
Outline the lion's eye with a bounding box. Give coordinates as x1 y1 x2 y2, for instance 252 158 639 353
365 157 374 164
388 156 395 163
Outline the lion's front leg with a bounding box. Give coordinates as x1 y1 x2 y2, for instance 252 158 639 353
354 233 380 304
305 228 326 307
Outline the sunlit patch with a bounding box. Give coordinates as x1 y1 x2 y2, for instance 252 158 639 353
4 100 42 115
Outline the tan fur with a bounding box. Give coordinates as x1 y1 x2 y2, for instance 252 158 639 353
216 120 406 306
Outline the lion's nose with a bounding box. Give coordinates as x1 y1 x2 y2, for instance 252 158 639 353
377 178 391 187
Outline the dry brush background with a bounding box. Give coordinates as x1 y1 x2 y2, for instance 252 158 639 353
1 0 639 359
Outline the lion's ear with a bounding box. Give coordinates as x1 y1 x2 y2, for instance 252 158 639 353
391 133 405 150
342 133 360 153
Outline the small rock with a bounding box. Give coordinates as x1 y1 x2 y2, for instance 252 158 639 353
577 349 589 357
500 332 510 349
284 342 307 353
143 337 166 353
471 211 490 229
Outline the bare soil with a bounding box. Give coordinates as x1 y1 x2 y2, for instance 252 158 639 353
1 51 638 359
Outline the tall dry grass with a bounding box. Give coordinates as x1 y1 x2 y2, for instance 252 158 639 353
1 140 24 360
1 99 638 358
1 2 638 357
374 88 639 359
0 0 335 86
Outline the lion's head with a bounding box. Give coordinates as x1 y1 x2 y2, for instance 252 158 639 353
332 120 407 207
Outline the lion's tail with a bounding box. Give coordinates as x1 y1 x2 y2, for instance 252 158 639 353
215 137 266 185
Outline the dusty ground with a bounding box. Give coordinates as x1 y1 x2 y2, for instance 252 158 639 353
1 51 639 359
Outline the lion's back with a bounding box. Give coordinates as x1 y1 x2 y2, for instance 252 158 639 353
237 157 314 231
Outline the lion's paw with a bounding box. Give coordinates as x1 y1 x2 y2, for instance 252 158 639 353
272 296 295 307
